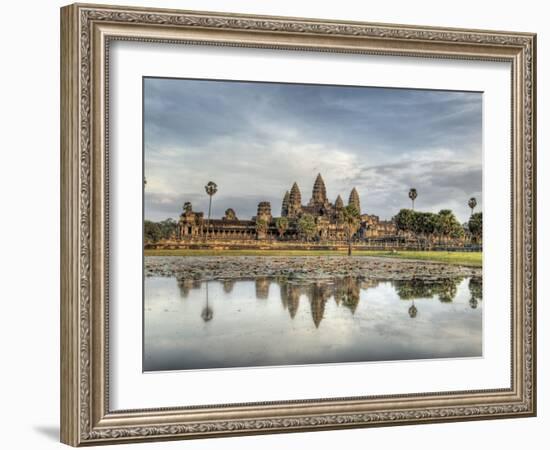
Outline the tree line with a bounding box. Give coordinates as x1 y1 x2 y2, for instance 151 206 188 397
145 207 482 247
144 218 177 243
393 208 482 245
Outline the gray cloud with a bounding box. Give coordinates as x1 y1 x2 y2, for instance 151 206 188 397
144 78 482 223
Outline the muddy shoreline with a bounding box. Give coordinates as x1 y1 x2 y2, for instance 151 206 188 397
145 255 481 282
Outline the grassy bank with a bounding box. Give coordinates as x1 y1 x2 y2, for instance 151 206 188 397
144 249 482 267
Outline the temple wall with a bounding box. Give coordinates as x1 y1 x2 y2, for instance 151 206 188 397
146 238 480 252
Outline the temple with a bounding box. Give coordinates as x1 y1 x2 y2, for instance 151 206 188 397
176 173 395 242
177 276 378 328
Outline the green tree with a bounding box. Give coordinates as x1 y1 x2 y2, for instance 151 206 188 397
255 218 269 238
144 220 161 243
450 222 465 240
412 212 438 248
436 209 453 239
297 214 317 242
468 212 483 243
158 218 177 240
436 209 462 244
342 204 360 256
275 217 289 238
393 208 415 235
424 212 439 246
144 218 177 242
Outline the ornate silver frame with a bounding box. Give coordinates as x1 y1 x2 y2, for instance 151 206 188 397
60 3 536 446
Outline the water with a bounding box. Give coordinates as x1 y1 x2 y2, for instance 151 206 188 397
144 276 482 371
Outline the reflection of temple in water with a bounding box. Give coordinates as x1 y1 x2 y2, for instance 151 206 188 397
174 276 380 327
277 277 366 327
309 282 332 327
255 277 270 299
173 275 480 327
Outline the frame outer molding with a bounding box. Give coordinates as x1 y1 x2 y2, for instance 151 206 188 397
60 3 536 447
61 4 80 446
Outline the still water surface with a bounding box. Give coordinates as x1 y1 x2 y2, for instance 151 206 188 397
144 276 482 371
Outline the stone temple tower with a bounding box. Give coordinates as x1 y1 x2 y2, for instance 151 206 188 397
288 182 302 217
311 173 328 205
281 191 290 217
256 201 272 222
335 194 344 209
348 187 361 214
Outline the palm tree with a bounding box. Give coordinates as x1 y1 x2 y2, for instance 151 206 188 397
204 181 218 238
342 204 360 256
408 188 418 210
183 201 192 214
408 301 418 318
201 282 213 322
393 208 415 238
468 212 483 243
436 209 454 243
297 214 316 242
255 218 269 239
275 217 289 239
468 197 477 216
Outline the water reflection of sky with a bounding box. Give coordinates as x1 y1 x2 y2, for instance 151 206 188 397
144 277 482 371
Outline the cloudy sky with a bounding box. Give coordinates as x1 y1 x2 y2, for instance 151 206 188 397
144 77 482 223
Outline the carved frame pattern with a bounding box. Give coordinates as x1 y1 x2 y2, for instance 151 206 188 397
60 3 536 446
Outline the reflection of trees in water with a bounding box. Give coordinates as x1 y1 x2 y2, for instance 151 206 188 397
393 278 462 303
408 302 418 318
393 277 463 317
438 278 459 303
171 275 477 326
173 276 372 327
201 281 213 322
394 279 434 300
335 277 361 314
177 278 202 298
468 277 482 309
223 279 235 294
175 278 214 321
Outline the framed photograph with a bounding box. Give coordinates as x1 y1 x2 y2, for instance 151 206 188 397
60 3 536 446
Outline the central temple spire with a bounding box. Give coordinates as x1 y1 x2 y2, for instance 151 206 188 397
348 187 361 214
311 173 327 205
